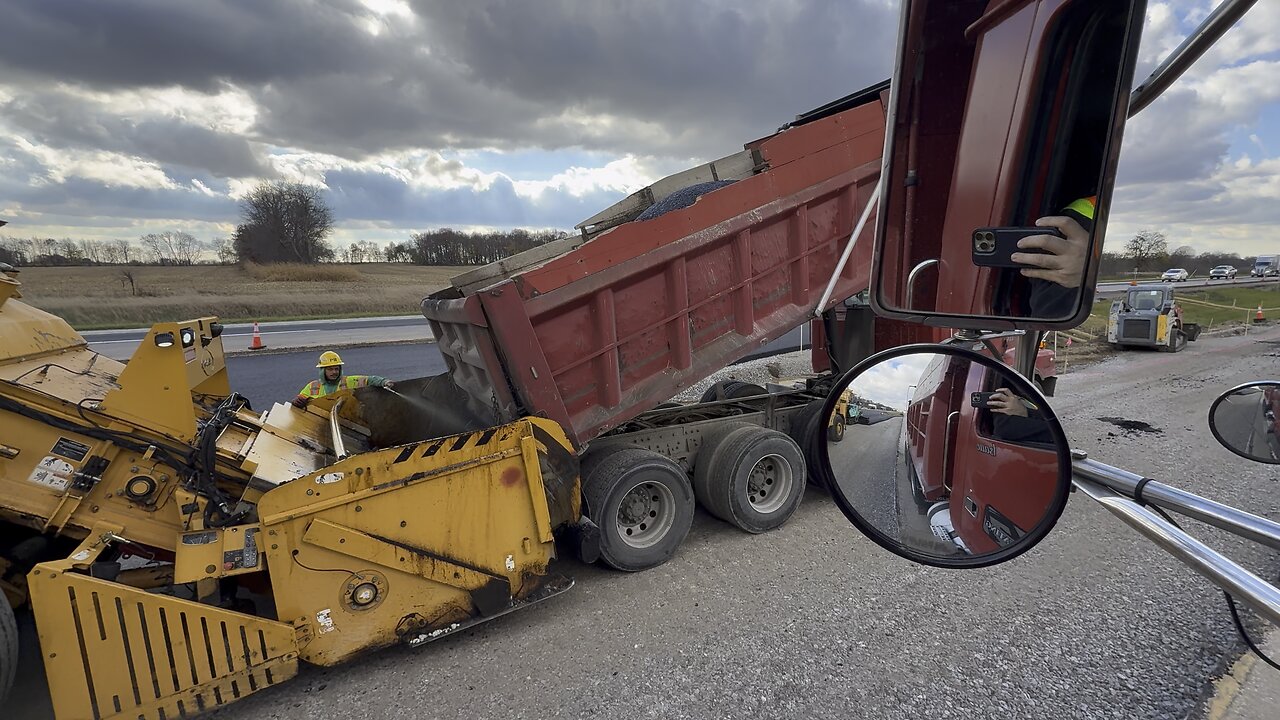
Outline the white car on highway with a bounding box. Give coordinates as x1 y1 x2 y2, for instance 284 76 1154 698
1208 265 1238 280
1161 268 1190 282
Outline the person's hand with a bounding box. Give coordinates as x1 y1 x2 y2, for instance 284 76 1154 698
1012 216 1089 289
986 388 1028 417
383 380 395 390
291 395 310 409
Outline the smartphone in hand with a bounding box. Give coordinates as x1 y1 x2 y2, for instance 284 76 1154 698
972 227 1065 268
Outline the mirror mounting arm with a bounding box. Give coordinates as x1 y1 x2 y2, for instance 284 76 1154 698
1072 475 1280 626
814 180 882 317
1072 455 1280 552
1128 0 1258 117
1013 332 1040 381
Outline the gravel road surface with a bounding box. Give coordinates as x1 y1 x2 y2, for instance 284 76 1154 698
201 326 1280 720
14 326 1280 720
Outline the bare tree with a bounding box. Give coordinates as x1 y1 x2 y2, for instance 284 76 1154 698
114 239 133 264
214 237 237 264
119 269 138 296
139 231 202 265
1124 230 1168 271
234 182 335 264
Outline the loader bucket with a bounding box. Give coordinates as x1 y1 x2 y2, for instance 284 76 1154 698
1184 323 1202 342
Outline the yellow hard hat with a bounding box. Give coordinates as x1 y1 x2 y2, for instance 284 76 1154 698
316 350 344 368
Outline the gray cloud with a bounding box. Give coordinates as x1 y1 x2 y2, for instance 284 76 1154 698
0 0 393 92
323 167 622 228
2 90 270 178
0 0 898 161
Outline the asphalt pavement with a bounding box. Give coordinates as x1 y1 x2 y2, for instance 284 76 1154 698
82 315 432 361
1096 275 1278 297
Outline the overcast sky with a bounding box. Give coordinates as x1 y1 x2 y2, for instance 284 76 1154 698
0 1 1276 256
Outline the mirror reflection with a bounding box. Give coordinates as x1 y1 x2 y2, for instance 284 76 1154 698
872 0 1147 325
1209 384 1280 464
824 349 1068 563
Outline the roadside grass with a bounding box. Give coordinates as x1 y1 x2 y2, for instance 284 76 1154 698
15 263 471 329
242 261 363 282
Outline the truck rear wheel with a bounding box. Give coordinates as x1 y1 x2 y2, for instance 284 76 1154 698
582 448 694 572
0 590 16 706
787 400 829 491
694 425 806 534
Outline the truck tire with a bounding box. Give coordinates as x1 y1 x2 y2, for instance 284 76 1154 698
787 400 829 491
827 413 846 442
582 448 694 572
699 380 767 403
694 425 805 534
0 590 16 706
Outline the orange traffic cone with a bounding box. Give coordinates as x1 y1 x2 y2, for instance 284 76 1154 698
248 321 267 350
1256 306 1265 323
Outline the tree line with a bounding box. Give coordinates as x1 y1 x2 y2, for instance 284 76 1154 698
0 232 233 267
2 181 568 268
1102 229 1258 277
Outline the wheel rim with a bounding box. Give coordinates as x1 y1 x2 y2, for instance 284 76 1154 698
615 479 677 549
746 453 794 514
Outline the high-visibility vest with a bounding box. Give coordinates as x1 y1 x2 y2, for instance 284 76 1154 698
297 375 378 399
1064 196 1097 227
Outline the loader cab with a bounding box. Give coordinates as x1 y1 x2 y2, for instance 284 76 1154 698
1126 287 1168 312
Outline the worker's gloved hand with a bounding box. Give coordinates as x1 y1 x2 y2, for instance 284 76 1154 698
1012 216 1089 289
291 395 311 409
383 380 395 390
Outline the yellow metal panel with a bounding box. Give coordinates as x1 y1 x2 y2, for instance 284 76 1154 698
303 518 501 592
522 435 554 543
258 419 563 666
0 288 87 362
28 564 298 720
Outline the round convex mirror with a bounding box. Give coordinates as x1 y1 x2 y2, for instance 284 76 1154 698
1208 382 1280 464
817 344 1072 567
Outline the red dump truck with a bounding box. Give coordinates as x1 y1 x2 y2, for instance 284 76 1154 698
420 81 1052 571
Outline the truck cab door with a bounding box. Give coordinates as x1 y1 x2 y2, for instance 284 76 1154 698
872 0 1146 330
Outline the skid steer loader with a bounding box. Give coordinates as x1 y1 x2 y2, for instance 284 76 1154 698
1106 284 1202 352
0 263 586 719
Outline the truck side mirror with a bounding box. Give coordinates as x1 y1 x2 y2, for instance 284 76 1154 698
871 0 1147 330
1209 382 1280 464
816 344 1071 567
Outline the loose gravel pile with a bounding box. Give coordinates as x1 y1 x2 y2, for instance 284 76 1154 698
671 350 816 402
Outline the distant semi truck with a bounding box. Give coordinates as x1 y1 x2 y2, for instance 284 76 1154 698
1251 255 1279 277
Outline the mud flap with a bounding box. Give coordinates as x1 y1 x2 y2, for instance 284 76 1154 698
28 566 298 720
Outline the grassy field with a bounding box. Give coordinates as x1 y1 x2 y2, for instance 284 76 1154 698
14 263 473 329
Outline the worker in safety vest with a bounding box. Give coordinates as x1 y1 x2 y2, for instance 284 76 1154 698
291 350 394 408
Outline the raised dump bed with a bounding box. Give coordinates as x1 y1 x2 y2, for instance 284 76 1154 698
422 85 889 449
